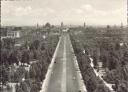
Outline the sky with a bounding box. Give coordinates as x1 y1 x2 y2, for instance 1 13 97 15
1 0 127 26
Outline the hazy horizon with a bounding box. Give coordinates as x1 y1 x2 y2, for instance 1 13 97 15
1 0 127 26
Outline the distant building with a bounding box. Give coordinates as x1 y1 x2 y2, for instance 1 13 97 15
84 22 86 27
1 27 8 40
62 28 69 32
61 22 64 28
7 31 21 38
1 28 7 36
1 27 30 40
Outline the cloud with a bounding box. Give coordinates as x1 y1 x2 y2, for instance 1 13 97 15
14 6 32 16
1 0 126 26
69 4 126 25
1 2 56 25
81 4 93 11
13 6 55 17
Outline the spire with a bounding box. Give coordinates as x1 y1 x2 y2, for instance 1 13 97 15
84 22 86 27
121 22 123 28
37 23 39 28
61 22 64 27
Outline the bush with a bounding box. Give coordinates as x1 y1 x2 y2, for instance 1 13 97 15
94 84 110 92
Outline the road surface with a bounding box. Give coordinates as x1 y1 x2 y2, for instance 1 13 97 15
42 33 85 92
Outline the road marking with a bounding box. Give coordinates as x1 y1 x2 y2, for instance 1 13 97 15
61 36 67 92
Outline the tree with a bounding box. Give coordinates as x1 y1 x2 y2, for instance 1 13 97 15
33 40 40 50
21 51 30 65
94 84 110 92
29 64 37 79
92 50 98 68
16 87 24 92
24 41 29 49
29 63 42 82
117 81 128 92
107 51 118 70
14 67 26 82
86 78 97 92
121 50 128 66
29 40 40 50
8 51 19 65
41 43 45 51
115 43 120 51
1 50 9 66
20 82 30 92
25 71 30 79
30 82 41 92
120 65 128 81
0 65 9 85
2 38 15 49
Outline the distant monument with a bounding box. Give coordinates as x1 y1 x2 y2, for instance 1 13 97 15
84 22 86 27
37 23 39 28
121 22 123 28
61 22 64 28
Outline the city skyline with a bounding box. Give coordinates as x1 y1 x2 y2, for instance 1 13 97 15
1 0 127 26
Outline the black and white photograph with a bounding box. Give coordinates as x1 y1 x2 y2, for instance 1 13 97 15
0 0 128 92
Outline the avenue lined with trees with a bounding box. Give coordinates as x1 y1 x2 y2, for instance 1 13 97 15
70 26 128 92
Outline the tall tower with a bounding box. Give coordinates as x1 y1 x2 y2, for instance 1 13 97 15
61 22 64 28
37 23 39 28
84 22 86 27
121 22 123 28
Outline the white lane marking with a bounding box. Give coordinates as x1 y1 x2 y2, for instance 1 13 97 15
61 36 67 92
